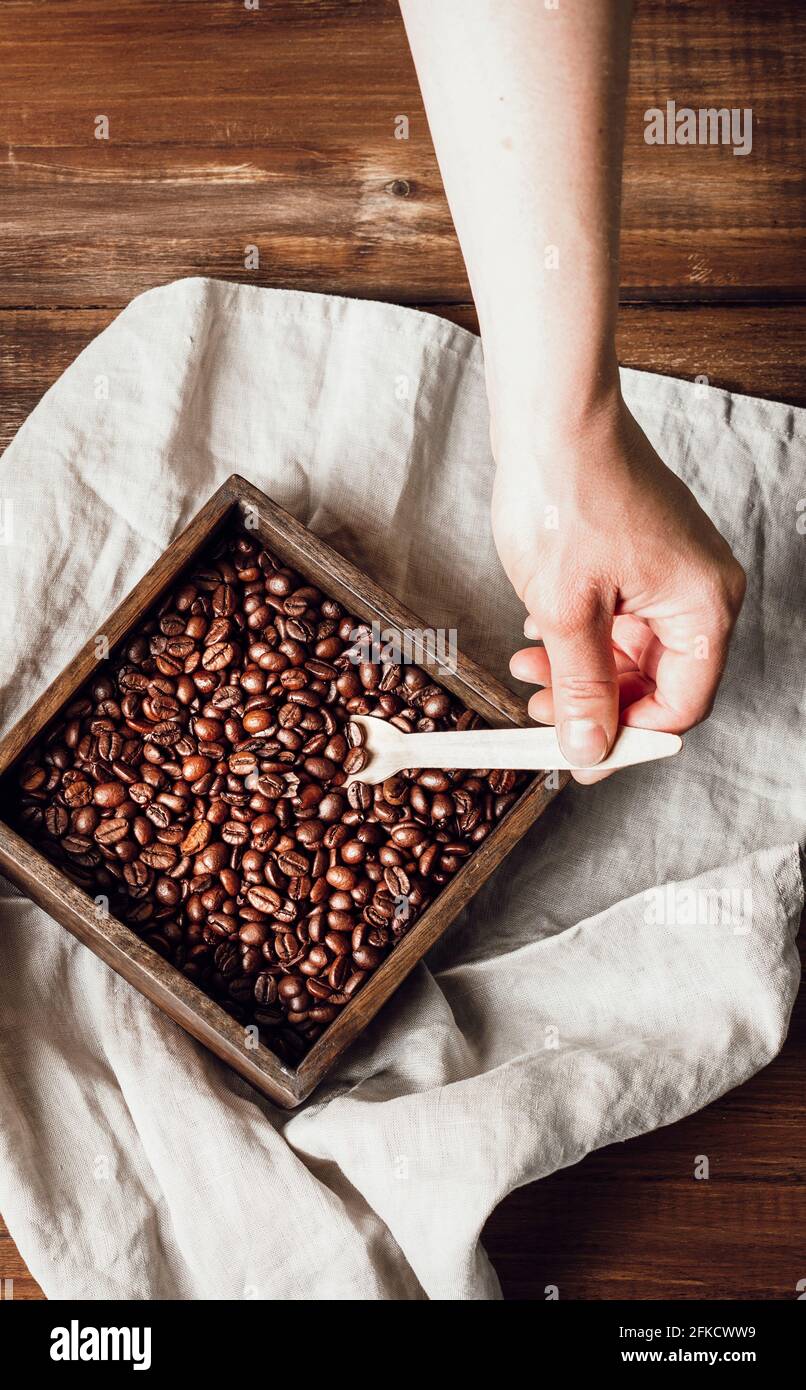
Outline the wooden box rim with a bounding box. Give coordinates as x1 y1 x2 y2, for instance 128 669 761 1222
0 475 564 1106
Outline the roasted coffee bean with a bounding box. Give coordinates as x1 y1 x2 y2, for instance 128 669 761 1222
10 525 527 1063
246 884 282 915
347 780 372 813
353 944 383 970
44 804 70 837
343 746 367 776
140 844 178 871
277 849 308 877
326 864 356 891
202 641 236 672
318 795 346 822
239 920 270 947
383 864 410 896
192 717 222 743
196 842 229 873
242 707 273 735
63 778 93 808
182 755 212 783
94 817 131 846
324 931 351 957
180 820 213 854
229 751 257 777
254 972 278 1006
345 719 365 747
221 821 249 846
303 755 336 782
488 769 517 795
93 781 127 809
206 912 236 938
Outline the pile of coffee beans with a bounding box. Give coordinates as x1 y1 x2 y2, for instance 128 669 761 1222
9 527 527 1063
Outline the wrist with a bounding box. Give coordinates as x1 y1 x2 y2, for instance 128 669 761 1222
488 366 624 476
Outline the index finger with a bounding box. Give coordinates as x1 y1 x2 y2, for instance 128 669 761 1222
620 611 733 733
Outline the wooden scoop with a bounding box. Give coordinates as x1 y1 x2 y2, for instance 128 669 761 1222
347 715 682 784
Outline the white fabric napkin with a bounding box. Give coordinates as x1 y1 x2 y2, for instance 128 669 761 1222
0 278 802 1300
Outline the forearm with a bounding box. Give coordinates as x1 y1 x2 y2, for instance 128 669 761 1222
399 0 633 447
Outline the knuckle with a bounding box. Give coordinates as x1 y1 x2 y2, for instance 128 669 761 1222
540 588 603 641
700 559 745 636
542 609 578 640
554 675 616 703
553 672 617 700
725 558 747 614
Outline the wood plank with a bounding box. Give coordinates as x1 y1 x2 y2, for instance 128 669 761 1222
0 0 803 306
430 303 806 407
1 303 802 459
0 0 803 1307
0 1216 43 1299
5 984 799 1305
484 937 806 1300
485 1178 806 1301
4 961 803 1303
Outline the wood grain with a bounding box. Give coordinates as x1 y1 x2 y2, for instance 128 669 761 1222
0 0 803 306
1 303 803 457
0 1216 42 1300
0 475 562 1109
0 0 803 1305
484 941 806 1301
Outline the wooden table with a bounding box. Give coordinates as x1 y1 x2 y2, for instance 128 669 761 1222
0 0 803 1301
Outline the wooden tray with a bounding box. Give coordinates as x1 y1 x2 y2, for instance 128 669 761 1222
0 475 566 1107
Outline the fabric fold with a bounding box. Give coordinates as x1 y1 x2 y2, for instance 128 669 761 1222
0 279 803 1299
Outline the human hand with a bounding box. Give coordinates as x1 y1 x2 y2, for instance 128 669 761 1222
490 391 746 784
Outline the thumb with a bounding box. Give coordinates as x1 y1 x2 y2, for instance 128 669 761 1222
541 608 619 767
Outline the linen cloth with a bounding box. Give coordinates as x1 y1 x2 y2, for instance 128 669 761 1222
0 277 802 1301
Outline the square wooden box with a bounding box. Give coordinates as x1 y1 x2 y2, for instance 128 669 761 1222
0 475 565 1107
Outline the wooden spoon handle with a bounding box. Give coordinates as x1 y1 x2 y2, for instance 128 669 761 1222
394 724 682 773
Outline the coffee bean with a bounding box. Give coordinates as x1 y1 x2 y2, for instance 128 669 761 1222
182 755 212 783
44 804 69 837
195 842 229 873
345 720 365 747
344 747 368 776
93 781 127 809
254 972 278 1006
303 755 336 782
180 820 212 854
246 884 282 915
202 641 236 672
488 769 517 794
11 525 527 1063
347 780 372 813
206 912 236 938
229 751 257 777
94 817 130 846
63 778 93 808
353 944 383 970
243 708 273 735
383 864 410 896
277 849 308 877
124 860 153 893
140 844 178 871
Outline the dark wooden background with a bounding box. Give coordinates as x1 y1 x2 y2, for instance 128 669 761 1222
0 0 803 1300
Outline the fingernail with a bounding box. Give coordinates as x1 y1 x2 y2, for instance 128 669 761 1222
523 615 541 639
559 719 609 767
